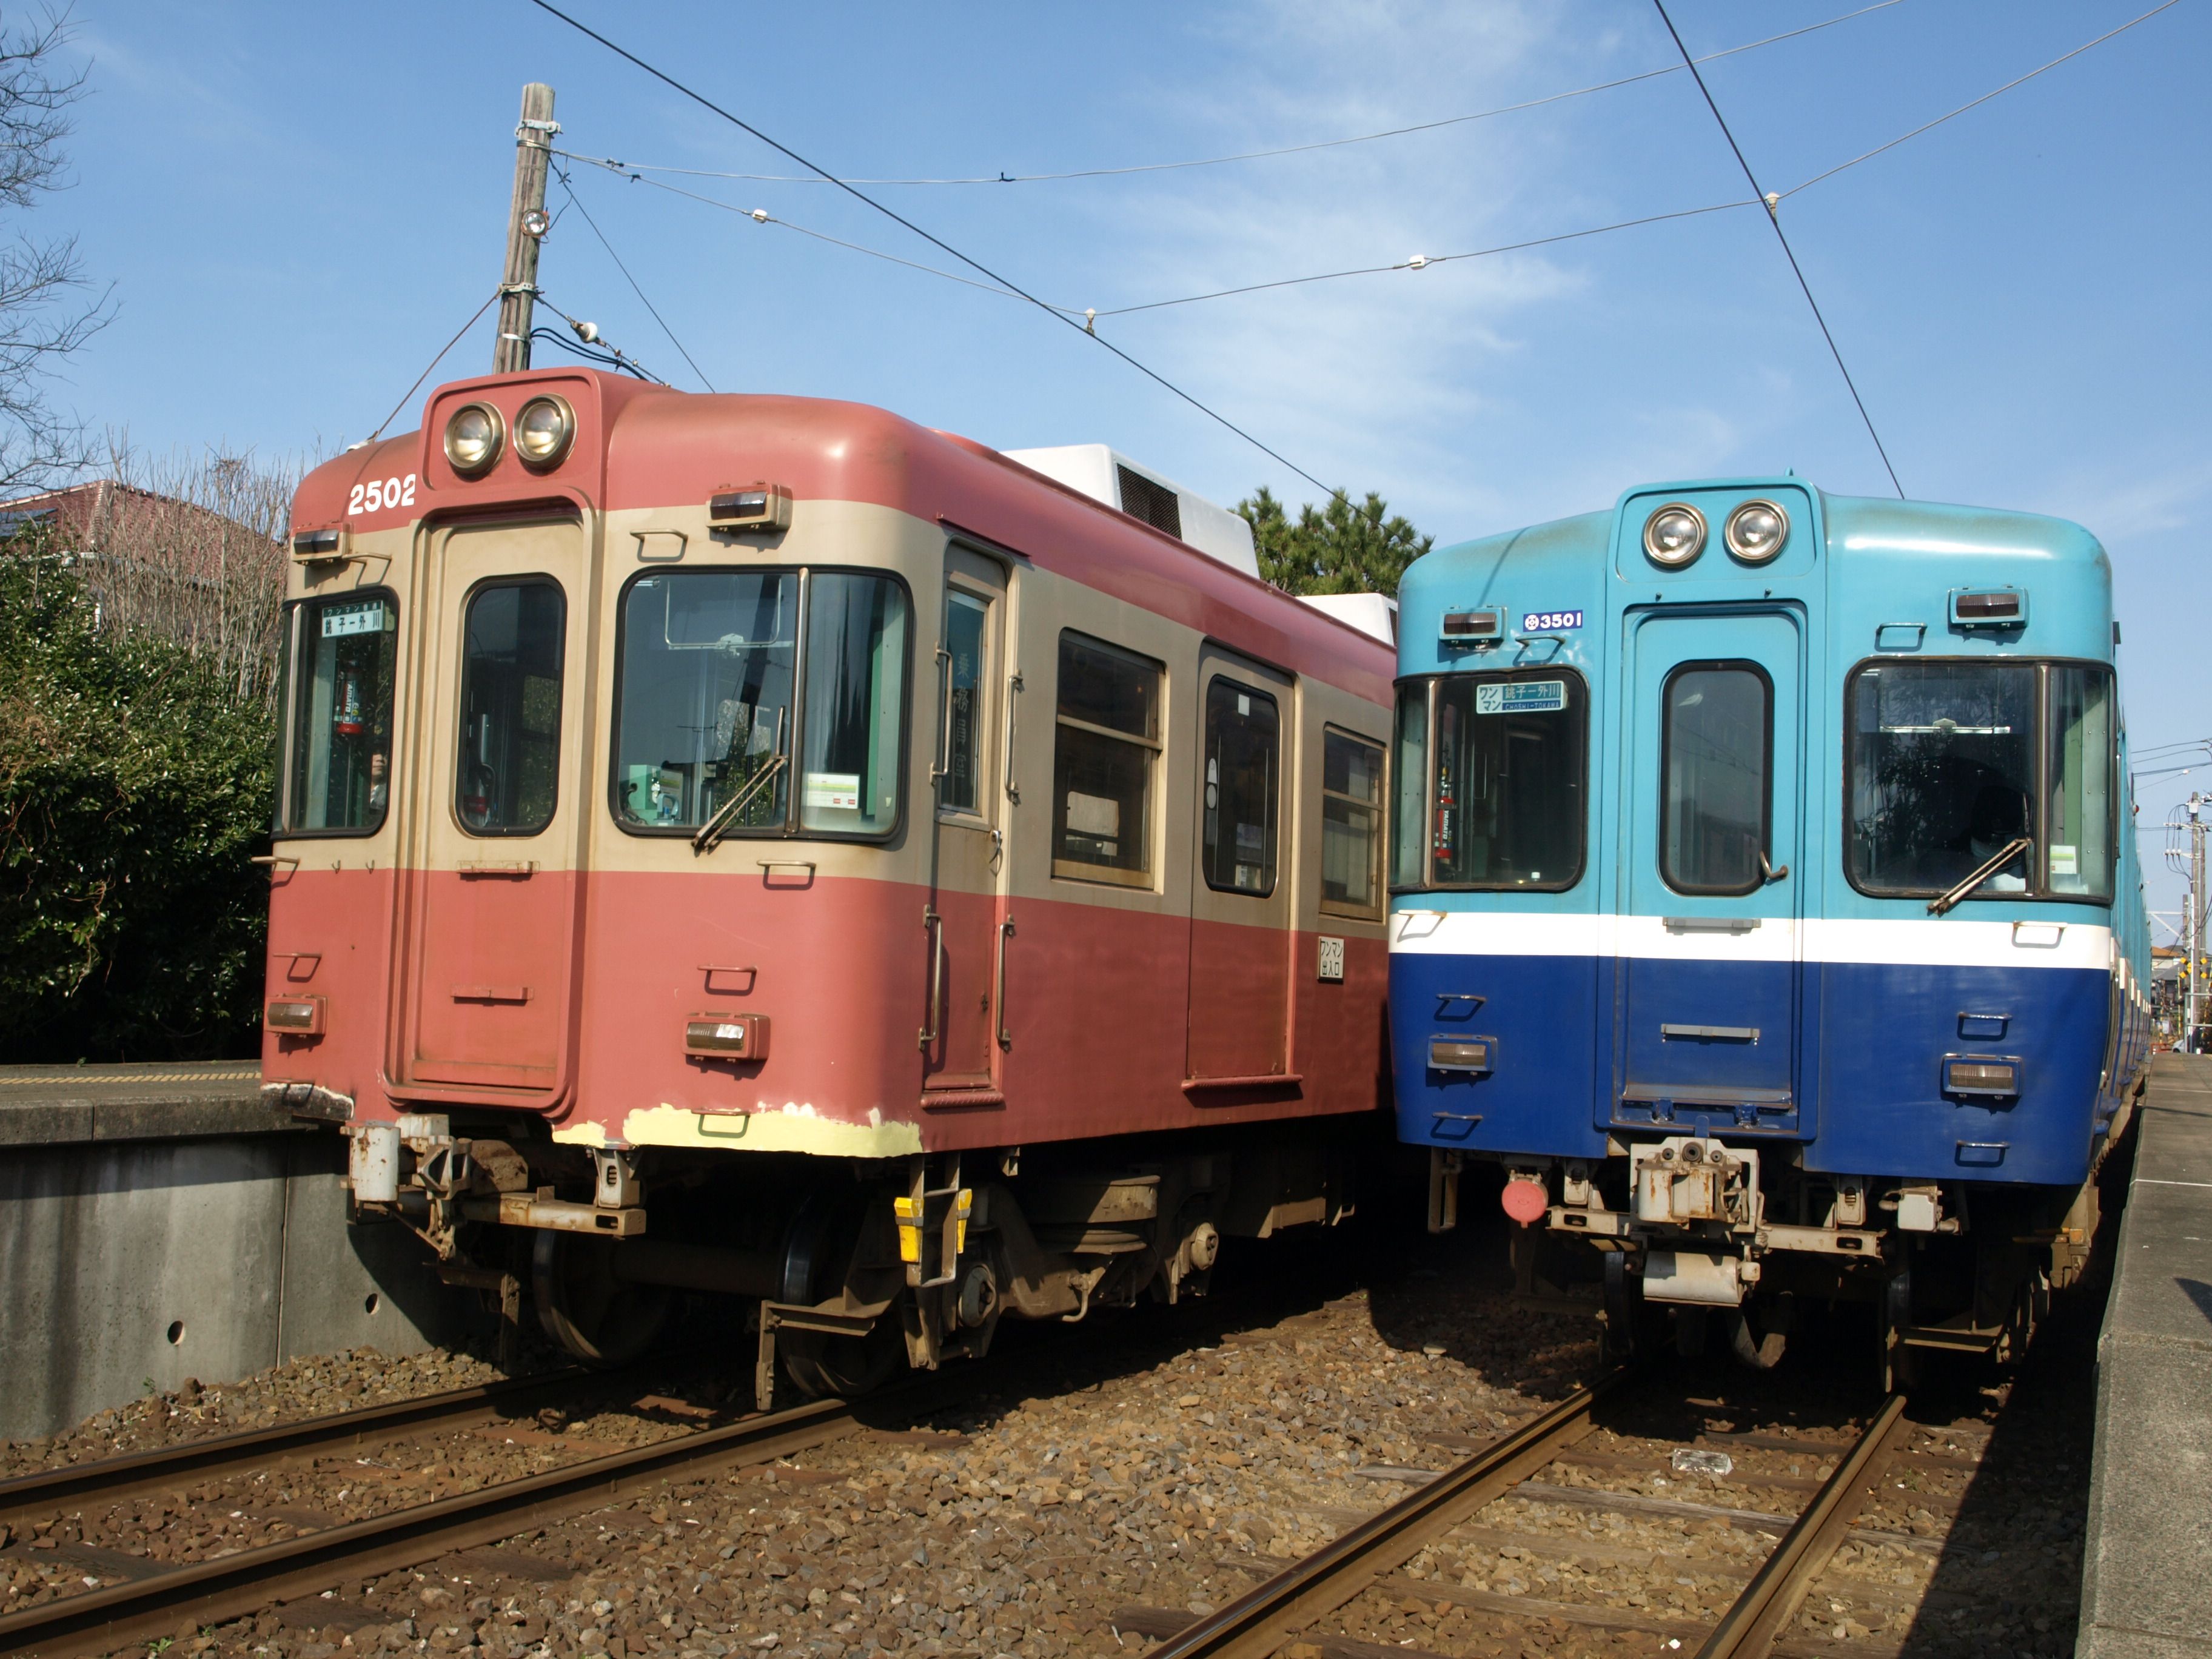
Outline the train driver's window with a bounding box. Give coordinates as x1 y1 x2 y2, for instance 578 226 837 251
1847 662 2036 899
2046 665 2115 900
1390 685 1429 888
1427 671 1587 890
1321 728 1385 917
1052 632 1162 887
283 591 397 834
456 580 565 836
1202 678 1280 896
1660 663 1771 895
799 572 910 836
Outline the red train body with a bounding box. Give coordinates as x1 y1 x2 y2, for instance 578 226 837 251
265 367 1395 1395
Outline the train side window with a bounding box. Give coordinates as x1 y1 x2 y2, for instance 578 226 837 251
1321 726 1385 917
456 579 566 836
2046 665 2114 900
1660 662 1771 896
1846 661 2036 899
1202 677 1280 896
1425 671 1586 890
1052 632 1162 887
283 591 398 834
938 591 988 816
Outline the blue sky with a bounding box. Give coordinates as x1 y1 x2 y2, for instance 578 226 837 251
39 0 2211 927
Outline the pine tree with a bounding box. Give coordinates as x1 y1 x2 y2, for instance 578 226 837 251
1236 486 1433 597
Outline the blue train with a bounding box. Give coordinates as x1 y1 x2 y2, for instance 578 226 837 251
1387 477 2151 1383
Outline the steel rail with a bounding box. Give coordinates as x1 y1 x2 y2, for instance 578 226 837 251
1693 1391 1909 1659
1147 1367 1632 1659
0 1380 950 1659
0 1368 591 1533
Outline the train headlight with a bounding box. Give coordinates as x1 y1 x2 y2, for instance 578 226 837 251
514 395 575 469
1724 499 1789 562
443 402 504 476
1643 503 1706 567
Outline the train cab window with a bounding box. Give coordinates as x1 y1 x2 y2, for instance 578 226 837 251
1391 685 1429 888
1418 670 1586 890
1321 727 1385 917
799 572 910 835
283 591 397 834
1848 662 2038 899
614 571 797 833
1052 632 1162 887
455 581 565 836
2047 666 2116 900
1202 678 1279 896
1661 663 1771 894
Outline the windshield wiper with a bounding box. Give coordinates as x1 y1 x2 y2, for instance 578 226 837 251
1927 835 2033 916
691 754 788 855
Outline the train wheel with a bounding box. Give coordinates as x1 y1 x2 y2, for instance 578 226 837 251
776 1193 903 1400
532 1231 672 1368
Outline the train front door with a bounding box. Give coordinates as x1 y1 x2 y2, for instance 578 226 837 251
1614 609 1807 1139
1187 648 1293 1082
396 517 588 1103
922 549 1007 1091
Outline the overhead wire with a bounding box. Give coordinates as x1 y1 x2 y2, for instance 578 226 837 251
367 287 502 441
547 0 1908 189
552 163 716 390
1650 0 1905 498
525 0 1349 501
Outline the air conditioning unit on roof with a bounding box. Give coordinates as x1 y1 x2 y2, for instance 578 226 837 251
1002 444 1259 578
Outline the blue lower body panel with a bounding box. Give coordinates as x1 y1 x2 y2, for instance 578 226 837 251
1391 951 2110 1187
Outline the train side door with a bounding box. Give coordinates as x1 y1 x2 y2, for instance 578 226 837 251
922 549 1006 1091
1187 649 1294 1082
397 517 588 1102
1614 610 1805 1138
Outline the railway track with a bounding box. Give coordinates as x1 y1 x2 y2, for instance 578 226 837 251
0 1375 969 1659
1113 1375 1941 1659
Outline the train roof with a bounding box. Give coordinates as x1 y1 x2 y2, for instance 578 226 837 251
295 369 1393 705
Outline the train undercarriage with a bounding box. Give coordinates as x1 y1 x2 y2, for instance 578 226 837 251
346 1113 1363 1406
1433 1104 2132 1387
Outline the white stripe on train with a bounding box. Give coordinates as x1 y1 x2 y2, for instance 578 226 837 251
1390 908 2114 972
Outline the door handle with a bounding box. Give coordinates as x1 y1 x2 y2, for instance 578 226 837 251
1759 852 1789 883
994 916 1015 1049
917 907 944 1050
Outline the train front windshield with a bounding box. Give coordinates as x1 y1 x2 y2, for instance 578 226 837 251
1391 671 1587 890
1848 660 2113 903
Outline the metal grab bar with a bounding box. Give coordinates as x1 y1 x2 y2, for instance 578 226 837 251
1758 851 1789 884
1002 669 1024 803
1928 834 2033 916
929 646 954 786
994 916 1016 1049
916 907 945 1051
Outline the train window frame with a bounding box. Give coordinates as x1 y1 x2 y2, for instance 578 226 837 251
1842 655 2119 907
605 563 915 845
1658 658 1774 899
1388 667 1591 894
273 586 401 839
452 575 568 839
1199 674 1281 899
1319 724 1387 920
1050 629 1165 891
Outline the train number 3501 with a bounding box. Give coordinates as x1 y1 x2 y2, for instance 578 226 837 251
349 474 418 516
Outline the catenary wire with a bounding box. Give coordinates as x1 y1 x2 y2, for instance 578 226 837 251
368 288 503 441
524 0 1347 501
1781 0 2183 198
554 165 717 390
530 289 668 383
546 0 1908 189
1651 0 1905 498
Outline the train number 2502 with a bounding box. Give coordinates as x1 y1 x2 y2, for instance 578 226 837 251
349 474 417 516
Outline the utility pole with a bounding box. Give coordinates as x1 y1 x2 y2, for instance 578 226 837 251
494 83 558 375
2191 794 2208 1054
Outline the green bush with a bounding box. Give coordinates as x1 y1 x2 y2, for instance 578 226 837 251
0 546 271 1061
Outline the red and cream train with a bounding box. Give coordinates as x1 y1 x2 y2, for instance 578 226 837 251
265 366 1396 1399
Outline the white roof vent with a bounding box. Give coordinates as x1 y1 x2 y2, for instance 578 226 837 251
1001 443 1259 578
1298 592 1398 645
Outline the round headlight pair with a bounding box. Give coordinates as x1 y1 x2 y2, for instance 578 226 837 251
1641 498 1789 568
442 395 576 477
